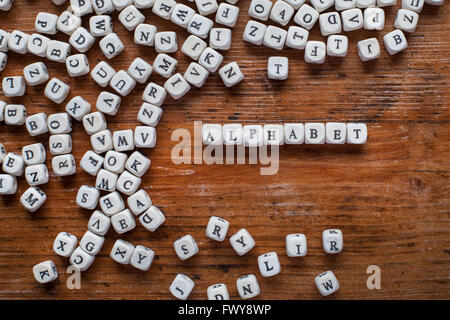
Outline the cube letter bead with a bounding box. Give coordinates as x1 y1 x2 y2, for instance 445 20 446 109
286 233 307 257
304 41 326 64
219 62 244 87
116 170 141 195
206 216 230 241
230 229 255 256
22 35 48 57
110 239 135 264
130 245 155 271
364 8 385 30
99 33 124 59
4 104 26 125
76 185 100 209
52 154 76 176
327 35 348 57
2 76 26 97
249 0 272 21
0 0 13 11
8 31 30 54
152 0 176 20
155 31 178 53
181 35 207 60
48 113 72 134
0 101 4 122
243 20 267 45
22 143 46 165
70 0 94 16
294 4 319 30
33 261 58 284
153 53 178 78
2 153 25 176
45 78 70 104
268 56 288 80
80 150 104 176
134 24 157 46
110 70 136 96
91 61 116 87
111 209 136 234
402 0 423 13
20 187 47 212
264 124 284 145
315 271 340 296
91 129 113 154
46 40 71 63
216 3 239 27
135 126 157 148
138 103 163 126
80 230 105 255
0 29 9 52
357 38 381 61
88 210 111 236
0 174 18 195
26 113 49 137
0 52 6 71
202 124 223 146
92 0 115 14
341 8 363 32
139 206 165 232
23 62 50 86
270 0 294 26
119 5 145 31
322 229 343 254
326 123 347 144
174 235 199 261
243 125 263 147
142 83 167 107
96 91 121 116
113 129 134 152
69 27 95 53
89 15 113 37
171 4 195 28
286 26 308 50
53 232 77 257
207 284 230 300
96 169 118 192
356 0 376 7
223 124 243 145
170 274 195 300
127 189 152 215
199 47 223 73
100 191 125 216
49 134 72 155
384 29 408 55
25 164 49 186
83 111 107 135
70 247 95 271
66 54 90 77
305 123 325 144
263 25 287 50
258 252 281 277
127 57 152 84
104 150 128 173
125 151 151 177
347 123 367 144
335 0 356 10
236 274 260 299
310 0 334 12
319 12 342 36
164 73 191 99
394 9 419 33
195 0 218 16
112 0 133 10
187 14 214 39
184 62 209 88
210 28 232 51
57 11 82 35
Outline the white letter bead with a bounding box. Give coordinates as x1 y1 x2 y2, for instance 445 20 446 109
48 113 72 134
315 270 340 296
305 41 326 64
134 24 157 46
199 47 223 73
243 20 267 45
71 0 94 16
249 0 273 21
113 0 133 10
88 210 111 236
69 27 95 53
181 35 207 60
52 154 76 176
347 123 367 144
8 30 30 54
23 62 49 86
130 245 155 271
202 124 223 145
270 0 294 26
263 25 287 50
125 151 151 177
70 246 95 271
207 284 230 300
210 28 232 51
394 9 419 33
135 126 157 148
91 61 116 87
286 26 308 50
113 129 134 152
111 209 136 234
92 0 115 14
294 4 319 30
258 252 281 277
104 150 128 173
96 91 121 116
319 12 342 36
286 233 307 257
83 111 107 135
356 0 376 7
206 216 229 241
164 73 191 99
174 234 199 260
327 35 348 57
2 153 25 176
267 56 288 80
139 206 165 232
364 8 385 30
4 104 26 125
2 76 26 97
187 14 214 39
76 185 100 209
116 170 141 195
236 274 260 299
80 150 104 175
357 38 381 61
22 143 46 165
96 169 118 192
89 15 114 37
25 164 49 186
335 0 356 10
377 0 396 4
99 33 124 59
305 123 325 144
0 52 6 71
80 230 105 255
0 102 4 122
230 228 255 256
325 122 347 144
127 57 152 84
195 0 218 16
0 0 13 11
285 0 307 9
322 229 343 253
20 186 47 212
91 129 113 154
46 40 71 63
310 0 334 11
26 113 49 136
119 5 145 31
66 54 90 77
127 189 152 215
341 8 363 32
170 274 195 300
0 29 9 52
100 191 125 216
171 4 195 28
152 0 176 19
184 62 209 88
53 232 77 257
264 124 284 145
138 102 163 126
402 0 424 12
216 3 239 27
110 239 135 264
45 78 70 104
153 53 178 78
33 261 58 284
142 83 166 107
223 123 243 145
110 70 136 96
155 31 178 53
57 11 82 35
243 125 263 147
0 174 18 195
384 29 408 55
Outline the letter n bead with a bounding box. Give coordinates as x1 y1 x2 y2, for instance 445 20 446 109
218 62 244 87
236 274 260 299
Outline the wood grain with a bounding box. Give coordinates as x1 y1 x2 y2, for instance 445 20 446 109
0 1 449 300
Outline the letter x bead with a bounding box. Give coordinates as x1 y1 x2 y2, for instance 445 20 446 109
53 232 77 257
110 239 135 264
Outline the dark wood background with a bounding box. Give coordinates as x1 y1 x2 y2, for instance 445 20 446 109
0 0 448 299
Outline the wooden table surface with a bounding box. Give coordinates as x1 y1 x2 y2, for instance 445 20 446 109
0 0 449 300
